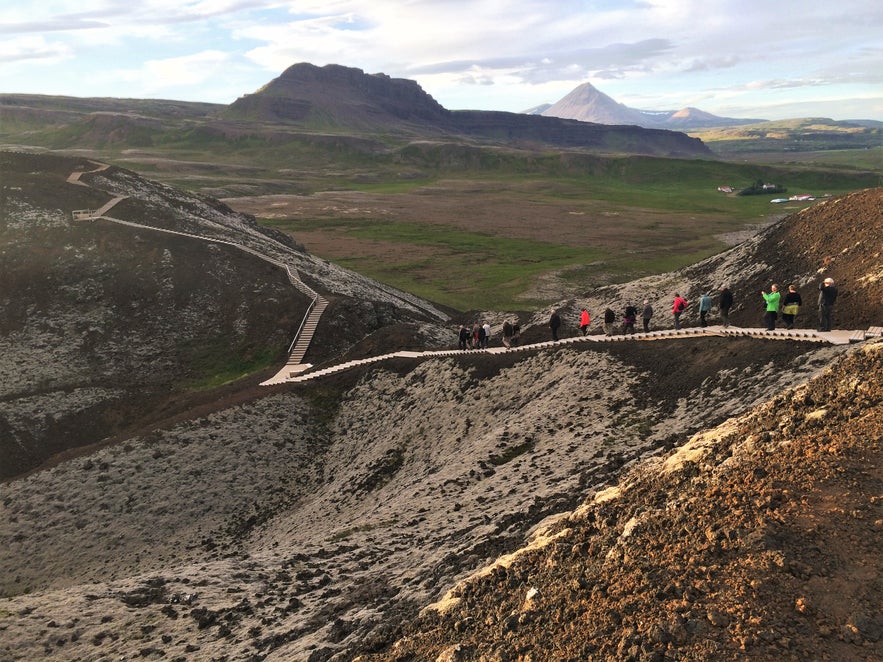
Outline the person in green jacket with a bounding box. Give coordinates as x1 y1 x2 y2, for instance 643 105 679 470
761 284 780 330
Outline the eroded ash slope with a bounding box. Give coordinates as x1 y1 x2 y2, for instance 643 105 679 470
360 341 882 662
0 336 852 661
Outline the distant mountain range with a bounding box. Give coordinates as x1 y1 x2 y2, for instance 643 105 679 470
0 63 712 158
527 82 766 130
4 63 879 163
219 63 711 156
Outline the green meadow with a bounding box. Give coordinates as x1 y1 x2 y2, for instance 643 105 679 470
258 152 878 311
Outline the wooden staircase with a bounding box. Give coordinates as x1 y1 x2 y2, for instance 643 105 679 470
285 295 329 367
65 160 332 384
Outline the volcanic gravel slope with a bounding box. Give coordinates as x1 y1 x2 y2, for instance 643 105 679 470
721 186 883 330
359 341 883 662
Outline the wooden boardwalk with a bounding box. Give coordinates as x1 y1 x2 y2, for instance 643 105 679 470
259 325 881 386
65 161 881 389
66 161 328 374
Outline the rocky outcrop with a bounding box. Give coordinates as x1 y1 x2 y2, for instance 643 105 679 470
227 62 452 127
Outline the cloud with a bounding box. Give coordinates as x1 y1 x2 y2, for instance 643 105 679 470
0 0 880 118
110 50 234 91
404 38 674 87
0 35 73 65
0 17 109 34
683 56 740 73
716 96 883 122
457 74 496 87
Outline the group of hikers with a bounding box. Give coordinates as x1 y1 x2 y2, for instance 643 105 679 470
760 277 838 332
458 320 522 350
458 276 839 349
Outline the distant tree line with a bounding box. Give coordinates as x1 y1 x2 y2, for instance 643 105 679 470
738 179 787 196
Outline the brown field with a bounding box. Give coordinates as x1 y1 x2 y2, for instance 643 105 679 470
225 178 758 309
228 181 731 249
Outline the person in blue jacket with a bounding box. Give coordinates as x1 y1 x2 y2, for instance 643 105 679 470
698 293 712 327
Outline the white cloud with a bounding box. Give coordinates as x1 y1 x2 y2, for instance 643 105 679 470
0 35 73 65
0 0 879 118
109 50 234 93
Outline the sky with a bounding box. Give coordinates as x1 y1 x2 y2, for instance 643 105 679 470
1 0 882 122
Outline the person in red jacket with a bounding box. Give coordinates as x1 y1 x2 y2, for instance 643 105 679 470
579 308 590 335
672 294 688 329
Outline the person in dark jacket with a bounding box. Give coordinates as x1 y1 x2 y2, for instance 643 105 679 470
549 310 561 341
458 324 470 350
817 277 838 331
641 300 653 332
603 308 616 336
719 286 734 328
781 284 802 329
622 304 637 334
502 320 513 348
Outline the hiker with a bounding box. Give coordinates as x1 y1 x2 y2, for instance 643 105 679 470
579 308 591 336
698 292 712 327
477 323 486 349
761 284 780 331
622 304 637 334
781 284 802 329
817 277 838 331
511 321 521 346
482 321 491 348
641 300 653 332
472 322 481 349
719 286 734 327
458 324 470 350
549 310 561 341
603 308 616 336
502 320 513 348
672 294 688 329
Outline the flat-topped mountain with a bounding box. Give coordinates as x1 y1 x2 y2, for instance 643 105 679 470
224 62 451 128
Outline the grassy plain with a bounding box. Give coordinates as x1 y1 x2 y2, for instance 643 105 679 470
232 152 878 311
